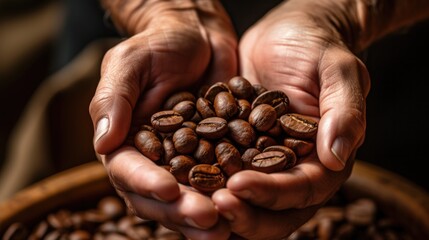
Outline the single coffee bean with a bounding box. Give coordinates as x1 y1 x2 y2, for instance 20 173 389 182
252 151 287 173
151 110 184 133
227 76 254 100
283 137 315 157
255 135 277 152
251 90 290 116
241 148 261 170
193 138 215 164
280 113 318 139
172 127 198 154
213 91 238 120
215 142 242 177
196 97 216 119
204 82 231 103
169 155 196 184
227 119 256 148
248 104 277 132
134 130 163 162
162 136 177 164
263 145 297 170
195 117 228 139
163 91 196 110
236 99 252 120
188 164 226 193
172 100 196 121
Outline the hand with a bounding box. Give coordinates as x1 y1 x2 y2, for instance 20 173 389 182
212 1 371 239
89 1 237 239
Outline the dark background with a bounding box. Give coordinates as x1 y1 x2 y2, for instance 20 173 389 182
0 0 428 193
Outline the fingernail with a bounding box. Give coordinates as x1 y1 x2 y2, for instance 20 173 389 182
331 137 348 168
185 217 205 229
94 117 109 144
222 211 235 221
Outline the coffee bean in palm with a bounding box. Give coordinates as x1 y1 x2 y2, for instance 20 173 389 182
227 76 254 100
283 137 315 157
227 119 256 148
241 148 261 170
263 145 297 170
213 91 238 120
203 82 230 103
172 100 196 121
215 142 242 177
236 99 252 120
251 151 287 173
248 104 277 131
172 127 198 154
188 164 226 193
193 138 215 164
195 117 228 140
134 130 163 162
280 113 318 139
169 155 196 184
196 97 216 119
255 135 277 152
251 90 290 116
151 110 184 133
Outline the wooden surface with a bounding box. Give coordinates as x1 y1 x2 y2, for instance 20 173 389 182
1 160 428 237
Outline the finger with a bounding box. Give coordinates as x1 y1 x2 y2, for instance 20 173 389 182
213 188 319 240
224 156 352 210
89 41 149 155
101 146 180 202
122 185 221 231
317 47 370 171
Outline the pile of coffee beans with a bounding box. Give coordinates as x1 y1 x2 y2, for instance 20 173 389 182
1 193 413 240
1 196 185 240
287 196 413 240
132 76 318 193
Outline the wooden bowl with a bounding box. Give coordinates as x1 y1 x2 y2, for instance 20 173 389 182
1 160 428 238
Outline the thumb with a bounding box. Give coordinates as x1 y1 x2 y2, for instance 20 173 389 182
317 48 370 171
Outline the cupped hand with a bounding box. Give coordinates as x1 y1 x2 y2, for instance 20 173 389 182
213 1 371 239
89 1 237 239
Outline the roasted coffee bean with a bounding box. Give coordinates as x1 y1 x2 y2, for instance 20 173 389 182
227 76 254 100
251 90 290 116
280 113 318 139
134 130 163 162
188 164 226 193
193 138 215 164
196 97 216 119
236 99 252 120
255 135 277 152
163 136 177 164
172 127 198 154
215 142 242 177
266 119 283 137
204 82 230 103
195 117 228 139
172 100 196 121
213 91 238 120
151 110 184 133
283 137 315 157
169 155 196 184
227 119 256 148
163 91 196 110
263 145 297 170
241 148 261 170
252 151 287 173
248 104 277 131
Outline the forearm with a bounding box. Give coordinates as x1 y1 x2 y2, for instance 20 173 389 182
276 0 429 53
100 0 229 36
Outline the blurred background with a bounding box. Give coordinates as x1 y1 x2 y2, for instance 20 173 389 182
0 0 428 200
